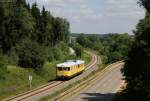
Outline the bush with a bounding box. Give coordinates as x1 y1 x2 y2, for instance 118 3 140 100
70 43 83 58
15 39 46 70
46 42 70 62
56 42 70 55
53 47 64 61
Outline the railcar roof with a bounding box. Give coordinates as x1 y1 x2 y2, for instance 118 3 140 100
57 60 84 67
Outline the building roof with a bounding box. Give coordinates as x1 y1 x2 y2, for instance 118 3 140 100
56 60 84 67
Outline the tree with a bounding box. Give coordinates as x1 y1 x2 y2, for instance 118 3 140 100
38 6 53 46
15 39 46 70
0 0 34 53
122 1 150 100
51 17 70 45
0 0 71 71
0 3 5 50
77 33 92 48
71 43 83 58
139 0 150 12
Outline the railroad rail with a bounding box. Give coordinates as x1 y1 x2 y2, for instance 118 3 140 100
54 61 124 101
5 51 100 101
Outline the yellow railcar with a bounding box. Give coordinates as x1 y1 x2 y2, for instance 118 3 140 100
56 60 85 79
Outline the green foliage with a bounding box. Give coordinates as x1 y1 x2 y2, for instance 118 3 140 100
0 1 88 100
15 39 46 70
46 42 70 61
76 33 92 48
0 1 70 70
52 47 64 61
46 47 55 62
103 33 132 63
70 43 83 58
55 42 70 56
139 0 150 12
77 33 132 63
7 49 19 65
0 62 57 100
0 54 7 80
122 1 150 100
1 1 34 54
77 34 104 54
0 0 70 53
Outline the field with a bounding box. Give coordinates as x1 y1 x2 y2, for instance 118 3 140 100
0 51 90 100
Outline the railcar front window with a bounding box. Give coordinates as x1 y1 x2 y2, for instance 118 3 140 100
58 67 63 71
64 67 70 71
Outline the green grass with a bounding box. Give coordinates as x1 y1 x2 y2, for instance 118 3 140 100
0 61 58 100
0 51 90 100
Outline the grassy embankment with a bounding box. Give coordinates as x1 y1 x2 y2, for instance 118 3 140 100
0 51 90 100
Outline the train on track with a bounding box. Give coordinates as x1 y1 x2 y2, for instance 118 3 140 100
56 60 85 79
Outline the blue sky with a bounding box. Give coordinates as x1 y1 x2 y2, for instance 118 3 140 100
27 0 145 34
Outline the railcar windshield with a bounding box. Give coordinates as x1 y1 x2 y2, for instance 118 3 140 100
57 67 70 71
64 67 70 71
57 67 63 71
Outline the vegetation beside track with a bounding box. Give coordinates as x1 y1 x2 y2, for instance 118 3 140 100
0 50 90 100
76 33 133 64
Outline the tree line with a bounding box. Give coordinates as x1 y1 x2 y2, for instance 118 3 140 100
76 33 133 63
0 0 70 74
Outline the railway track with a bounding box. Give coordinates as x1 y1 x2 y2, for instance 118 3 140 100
5 51 100 101
54 62 124 101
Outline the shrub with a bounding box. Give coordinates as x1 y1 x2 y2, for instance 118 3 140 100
15 39 46 71
70 43 83 58
53 47 64 61
56 42 70 55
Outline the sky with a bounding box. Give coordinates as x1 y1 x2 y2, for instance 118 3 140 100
27 0 145 34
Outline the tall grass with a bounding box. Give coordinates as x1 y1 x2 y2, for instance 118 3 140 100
0 62 57 100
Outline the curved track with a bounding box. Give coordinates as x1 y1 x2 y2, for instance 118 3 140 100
5 51 100 101
55 62 124 101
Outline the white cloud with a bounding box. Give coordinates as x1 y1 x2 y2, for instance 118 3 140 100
27 0 145 34
105 0 145 17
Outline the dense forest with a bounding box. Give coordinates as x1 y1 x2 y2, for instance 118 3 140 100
0 0 71 72
76 33 133 63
